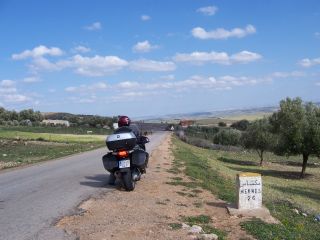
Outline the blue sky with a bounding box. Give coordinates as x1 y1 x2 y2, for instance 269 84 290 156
0 0 320 118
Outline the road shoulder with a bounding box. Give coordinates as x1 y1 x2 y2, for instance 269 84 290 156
57 134 254 240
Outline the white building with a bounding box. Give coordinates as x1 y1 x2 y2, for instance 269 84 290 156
42 119 70 127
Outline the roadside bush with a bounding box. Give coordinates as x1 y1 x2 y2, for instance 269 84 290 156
218 121 227 127
176 130 242 152
12 120 19 126
6 120 14 126
184 126 219 141
20 119 32 126
213 129 241 146
230 119 250 131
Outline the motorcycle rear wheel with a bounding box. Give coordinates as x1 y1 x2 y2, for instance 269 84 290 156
122 171 135 191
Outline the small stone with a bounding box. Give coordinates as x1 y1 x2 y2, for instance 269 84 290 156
314 214 320 222
199 233 219 240
292 209 299 214
188 235 198 240
302 213 308 217
182 223 191 229
2 154 7 157
188 225 203 234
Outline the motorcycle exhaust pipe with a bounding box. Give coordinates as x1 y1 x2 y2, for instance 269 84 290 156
132 169 141 181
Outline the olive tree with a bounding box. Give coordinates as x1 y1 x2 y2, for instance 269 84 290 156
213 129 241 146
241 118 274 166
270 97 320 178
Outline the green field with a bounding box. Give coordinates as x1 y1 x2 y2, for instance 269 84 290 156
0 128 106 169
171 136 320 240
0 125 112 135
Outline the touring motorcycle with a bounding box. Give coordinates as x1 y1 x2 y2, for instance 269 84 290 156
102 127 149 191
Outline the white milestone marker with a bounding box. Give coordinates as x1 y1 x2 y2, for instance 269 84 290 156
237 172 262 209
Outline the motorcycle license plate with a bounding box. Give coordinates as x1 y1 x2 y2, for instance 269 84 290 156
119 159 130 168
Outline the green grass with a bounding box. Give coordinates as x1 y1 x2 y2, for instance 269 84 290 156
201 225 227 240
0 125 112 135
241 201 320 240
171 137 236 202
0 128 106 169
168 223 182 230
172 136 320 240
0 129 105 143
182 214 212 225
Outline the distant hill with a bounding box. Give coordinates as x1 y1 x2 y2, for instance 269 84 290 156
140 106 279 123
42 112 112 120
42 112 116 128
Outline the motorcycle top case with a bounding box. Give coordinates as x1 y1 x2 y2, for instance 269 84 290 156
106 132 137 151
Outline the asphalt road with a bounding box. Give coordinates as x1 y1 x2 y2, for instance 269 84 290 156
0 131 168 240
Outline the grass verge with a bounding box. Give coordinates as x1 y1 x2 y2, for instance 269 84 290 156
171 136 320 240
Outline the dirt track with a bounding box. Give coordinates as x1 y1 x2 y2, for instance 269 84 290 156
57 134 254 240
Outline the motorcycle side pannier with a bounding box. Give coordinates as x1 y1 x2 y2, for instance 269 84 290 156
131 149 147 168
102 153 118 172
106 132 137 151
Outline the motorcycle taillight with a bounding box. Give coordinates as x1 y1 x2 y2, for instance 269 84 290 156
117 150 129 158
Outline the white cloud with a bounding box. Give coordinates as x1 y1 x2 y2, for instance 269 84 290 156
70 55 128 76
12 45 63 60
26 53 128 76
0 79 16 87
0 87 17 94
196 6 218 16
113 74 263 92
73 45 91 53
0 80 34 104
23 77 41 83
130 59 176 72
271 71 306 78
111 91 154 102
174 50 261 65
69 96 97 103
298 57 320 67
174 51 229 65
65 82 107 93
3 94 30 103
117 81 140 89
230 51 262 63
84 22 102 31
19 52 181 75
31 57 62 72
132 40 158 53
191 24 256 40
122 92 145 97
141 15 151 21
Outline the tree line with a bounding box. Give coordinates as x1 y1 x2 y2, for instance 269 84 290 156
0 107 117 128
0 108 43 125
